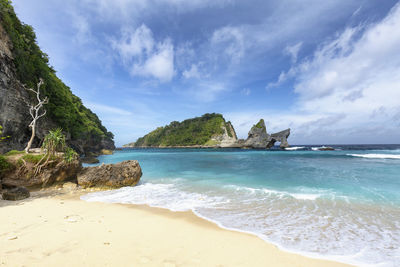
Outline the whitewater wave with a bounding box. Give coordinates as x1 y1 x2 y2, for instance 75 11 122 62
347 153 400 159
81 182 227 212
81 181 399 267
311 146 334 151
284 146 305 151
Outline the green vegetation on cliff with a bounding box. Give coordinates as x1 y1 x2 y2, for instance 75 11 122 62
135 113 231 147
0 0 113 142
254 119 265 129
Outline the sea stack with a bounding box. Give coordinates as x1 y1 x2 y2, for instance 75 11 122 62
244 119 290 149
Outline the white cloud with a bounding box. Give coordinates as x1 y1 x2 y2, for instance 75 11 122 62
133 39 175 82
211 26 245 63
113 25 154 60
112 25 175 82
231 3 400 144
293 3 400 115
284 42 302 63
182 64 201 79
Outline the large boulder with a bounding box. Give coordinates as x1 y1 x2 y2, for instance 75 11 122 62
77 160 142 189
2 186 30 201
2 159 82 189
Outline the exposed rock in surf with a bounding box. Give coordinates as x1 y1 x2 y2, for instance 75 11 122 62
243 119 273 148
243 119 290 149
271 128 291 149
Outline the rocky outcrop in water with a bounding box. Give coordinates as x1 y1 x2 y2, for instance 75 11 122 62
271 128 291 148
243 119 272 148
243 119 290 149
77 160 142 189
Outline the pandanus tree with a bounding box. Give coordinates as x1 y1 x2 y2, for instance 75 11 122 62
24 78 48 153
34 128 66 175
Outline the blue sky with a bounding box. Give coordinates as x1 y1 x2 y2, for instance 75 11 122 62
13 0 400 146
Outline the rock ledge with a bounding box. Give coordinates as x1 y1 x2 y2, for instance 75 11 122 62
78 160 142 189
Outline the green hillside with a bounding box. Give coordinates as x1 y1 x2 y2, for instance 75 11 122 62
134 113 234 147
0 0 113 142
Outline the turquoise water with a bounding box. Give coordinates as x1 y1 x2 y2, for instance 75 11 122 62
82 146 400 266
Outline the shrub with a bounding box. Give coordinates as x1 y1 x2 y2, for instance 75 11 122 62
64 147 78 163
42 128 66 155
0 155 11 175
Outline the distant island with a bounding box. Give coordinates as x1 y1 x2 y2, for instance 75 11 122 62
124 113 290 149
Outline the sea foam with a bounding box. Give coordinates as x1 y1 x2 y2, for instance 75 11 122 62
284 146 305 151
347 153 400 159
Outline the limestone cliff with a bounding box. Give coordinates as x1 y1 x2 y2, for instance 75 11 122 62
210 120 238 147
243 119 290 149
0 2 114 154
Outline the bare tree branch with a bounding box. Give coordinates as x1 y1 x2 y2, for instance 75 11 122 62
24 79 48 153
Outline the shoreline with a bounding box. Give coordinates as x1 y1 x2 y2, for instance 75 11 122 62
0 188 351 267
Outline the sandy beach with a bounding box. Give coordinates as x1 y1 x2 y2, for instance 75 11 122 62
0 189 350 267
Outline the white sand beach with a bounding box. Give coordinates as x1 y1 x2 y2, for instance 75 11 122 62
0 189 351 267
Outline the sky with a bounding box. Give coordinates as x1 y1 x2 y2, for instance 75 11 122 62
13 0 400 146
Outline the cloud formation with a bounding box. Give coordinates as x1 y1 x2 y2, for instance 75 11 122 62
112 25 175 82
233 3 400 143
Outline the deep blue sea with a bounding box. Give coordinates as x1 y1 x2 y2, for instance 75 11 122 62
81 145 400 266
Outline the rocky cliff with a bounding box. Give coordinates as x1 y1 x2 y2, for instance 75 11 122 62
243 119 290 149
210 121 238 147
0 2 114 154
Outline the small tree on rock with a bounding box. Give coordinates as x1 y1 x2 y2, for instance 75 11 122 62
24 79 48 153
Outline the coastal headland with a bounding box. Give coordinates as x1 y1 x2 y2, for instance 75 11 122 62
124 114 291 149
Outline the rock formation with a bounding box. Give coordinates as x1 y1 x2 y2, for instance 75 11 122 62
271 128 291 149
78 160 142 189
2 159 82 189
211 121 238 147
243 119 290 149
243 119 272 148
1 186 30 201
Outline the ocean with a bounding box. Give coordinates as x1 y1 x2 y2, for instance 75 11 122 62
81 145 400 266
